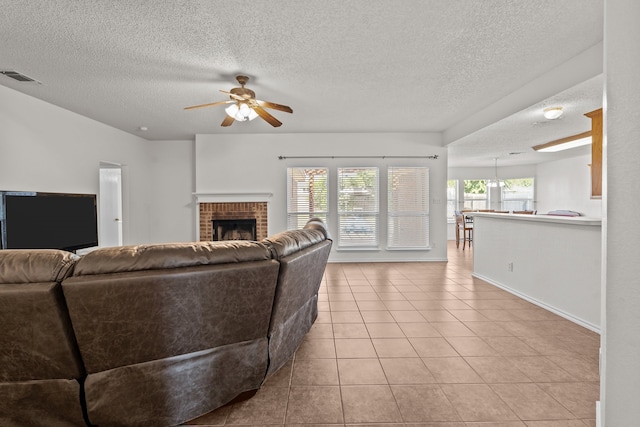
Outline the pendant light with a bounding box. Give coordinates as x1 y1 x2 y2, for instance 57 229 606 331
488 157 504 188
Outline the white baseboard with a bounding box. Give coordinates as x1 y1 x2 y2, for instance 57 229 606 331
472 273 601 334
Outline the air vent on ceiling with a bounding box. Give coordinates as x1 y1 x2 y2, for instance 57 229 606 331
0 70 41 83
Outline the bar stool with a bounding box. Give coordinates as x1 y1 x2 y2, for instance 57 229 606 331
455 211 473 250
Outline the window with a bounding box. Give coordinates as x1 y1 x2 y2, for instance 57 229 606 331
447 179 458 220
287 168 328 229
502 178 535 211
388 167 429 249
337 167 379 247
464 180 488 210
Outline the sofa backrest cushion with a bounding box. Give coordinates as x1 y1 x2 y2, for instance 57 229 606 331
63 242 280 374
72 240 272 276
0 250 83 381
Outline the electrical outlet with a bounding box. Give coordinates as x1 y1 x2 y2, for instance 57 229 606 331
508 262 513 272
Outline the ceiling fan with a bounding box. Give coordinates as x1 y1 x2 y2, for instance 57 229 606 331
184 75 293 127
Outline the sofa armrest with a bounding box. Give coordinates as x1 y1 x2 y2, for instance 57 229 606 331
263 219 331 260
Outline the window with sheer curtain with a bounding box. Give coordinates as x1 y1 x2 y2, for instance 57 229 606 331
337 167 379 247
286 168 328 230
388 167 429 249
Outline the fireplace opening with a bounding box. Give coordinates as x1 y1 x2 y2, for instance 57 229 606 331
212 219 257 241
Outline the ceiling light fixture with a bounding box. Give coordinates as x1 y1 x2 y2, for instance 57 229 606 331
543 106 564 120
532 130 592 152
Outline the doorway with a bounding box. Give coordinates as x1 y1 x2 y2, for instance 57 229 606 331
99 162 123 247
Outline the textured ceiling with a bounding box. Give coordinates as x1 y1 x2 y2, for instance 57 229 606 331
448 74 603 167
0 0 603 167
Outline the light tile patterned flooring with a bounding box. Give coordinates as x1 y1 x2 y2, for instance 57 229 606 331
187 241 600 426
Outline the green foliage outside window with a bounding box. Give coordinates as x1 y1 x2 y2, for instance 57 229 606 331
503 178 533 190
464 180 486 194
338 168 378 212
308 171 327 211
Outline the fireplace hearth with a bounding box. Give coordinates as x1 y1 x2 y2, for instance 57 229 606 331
212 219 257 241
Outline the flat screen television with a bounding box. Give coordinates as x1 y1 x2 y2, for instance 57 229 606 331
0 191 98 252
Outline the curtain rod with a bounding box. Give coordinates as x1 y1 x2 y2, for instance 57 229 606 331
278 155 439 160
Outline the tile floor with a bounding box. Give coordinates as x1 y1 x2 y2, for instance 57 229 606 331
187 241 600 426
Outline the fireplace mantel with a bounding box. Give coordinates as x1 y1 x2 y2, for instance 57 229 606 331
194 193 273 203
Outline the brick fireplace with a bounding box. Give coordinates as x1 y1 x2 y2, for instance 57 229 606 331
199 202 268 241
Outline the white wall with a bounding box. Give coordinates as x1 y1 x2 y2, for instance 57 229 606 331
473 214 601 331
196 133 448 262
146 140 196 243
448 164 537 182
602 0 640 424
536 152 602 217
0 85 194 245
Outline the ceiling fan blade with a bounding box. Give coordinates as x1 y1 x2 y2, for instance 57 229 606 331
256 100 293 114
184 100 233 110
221 114 235 127
252 105 282 127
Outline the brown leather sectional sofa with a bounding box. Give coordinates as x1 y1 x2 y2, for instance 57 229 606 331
0 219 331 427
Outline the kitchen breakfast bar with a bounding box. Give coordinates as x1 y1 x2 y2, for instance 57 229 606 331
471 212 602 332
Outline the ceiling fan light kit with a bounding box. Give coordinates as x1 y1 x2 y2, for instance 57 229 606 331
184 75 292 127
225 103 258 121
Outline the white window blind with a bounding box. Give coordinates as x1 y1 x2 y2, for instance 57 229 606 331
287 168 328 230
337 167 379 247
387 167 429 248
447 179 458 221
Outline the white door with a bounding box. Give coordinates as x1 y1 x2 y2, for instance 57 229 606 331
99 163 123 247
